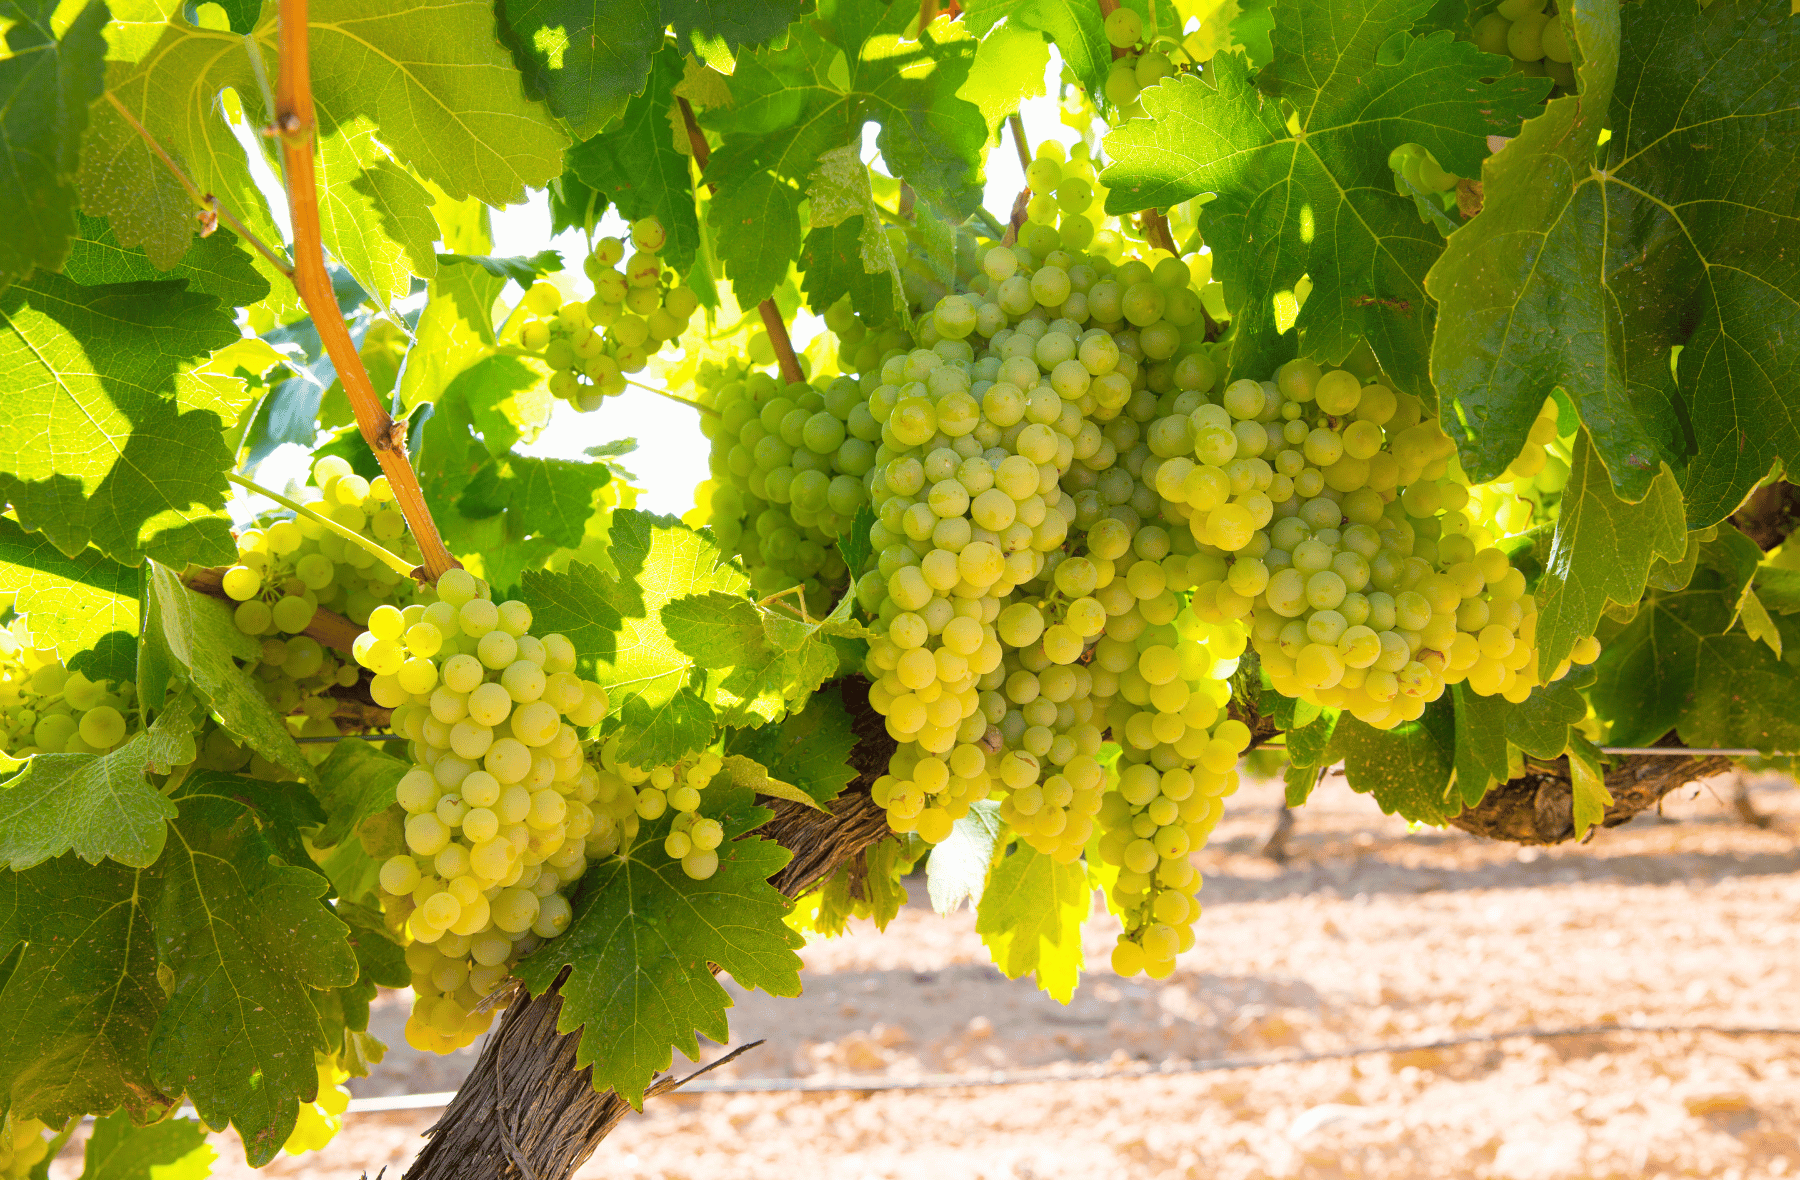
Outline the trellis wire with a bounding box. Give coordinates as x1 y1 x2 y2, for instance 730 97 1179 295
334 1021 1800 1112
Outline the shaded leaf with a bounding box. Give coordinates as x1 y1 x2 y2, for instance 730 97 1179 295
926 799 1002 916
975 842 1090 1003
0 515 138 664
79 1111 214 1180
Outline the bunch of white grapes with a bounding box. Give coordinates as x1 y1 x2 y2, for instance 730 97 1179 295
1471 0 1577 91
0 1117 49 1180
1145 358 1600 724
700 362 871 605
356 568 610 1054
220 456 424 741
281 1055 351 1156
0 629 136 756
586 738 728 880
1100 8 1177 118
516 217 700 412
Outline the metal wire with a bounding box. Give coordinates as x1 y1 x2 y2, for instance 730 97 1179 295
339 1021 1800 1112
1600 747 1780 757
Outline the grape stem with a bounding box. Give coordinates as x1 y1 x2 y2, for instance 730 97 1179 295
100 92 294 278
224 471 417 577
676 96 807 386
1008 113 1032 174
275 0 460 583
620 377 719 417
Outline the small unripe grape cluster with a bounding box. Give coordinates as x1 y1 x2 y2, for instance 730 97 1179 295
1100 9 1176 117
1388 143 1466 225
360 568 611 1054
701 362 869 605
0 632 136 757
0 1116 49 1180
587 739 728 880
1471 0 1577 90
221 456 423 743
282 1055 351 1156
516 217 701 412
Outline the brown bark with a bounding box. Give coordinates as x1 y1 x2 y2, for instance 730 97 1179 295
182 565 363 654
403 680 893 1180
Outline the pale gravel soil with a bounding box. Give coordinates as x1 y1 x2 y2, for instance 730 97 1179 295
54 771 1800 1180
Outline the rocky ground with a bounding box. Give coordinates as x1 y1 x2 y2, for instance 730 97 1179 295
53 769 1800 1180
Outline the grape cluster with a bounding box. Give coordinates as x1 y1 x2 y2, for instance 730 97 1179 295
516 217 701 412
1388 143 1466 227
357 568 611 1053
701 363 871 604
1145 359 1600 723
282 1055 351 1156
222 456 424 743
1472 0 1577 91
0 631 136 756
587 740 728 880
0 1117 48 1180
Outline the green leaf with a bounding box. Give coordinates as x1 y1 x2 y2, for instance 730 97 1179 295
62 212 269 309
145 563 315 784
1428 0 1799 522
802 142 908 323
1566 738 1611 841
0 272 240 567
704 3 986 306
398 254 511 410
1535 430 1688 679
0 689 199 871
151 773 359 1167
1328 700 1458 825
612 686 716 767
1452 668 1594 805
662 589 846 728
0 855 168 1125
566 46 700 275
514 810 802 1106
79 1111 214 1180
440 250 564 286
0 516 138 664
312 117 440 310
926 799 1002 916
719 753 827 813
0 0 108 288
861 835 910 931
1756 566 1800 614
81 0 567 270
1283 761 1319 807
311 738 409 848
1283 706 1338 769
522 510 750 708
498 0 803 139
965 0 1103 101
723 687 860 806
1100 1 1546 393
975 841 1090 1004
1591 560 1800 753
955 19 1050 139
459 356 555 457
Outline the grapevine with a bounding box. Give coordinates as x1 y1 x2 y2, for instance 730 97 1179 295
0 0 1793 1176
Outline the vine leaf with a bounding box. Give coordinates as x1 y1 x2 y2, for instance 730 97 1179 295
0 689 200 872
1328 700 1459 825
144 563 315 784
927 799 1003 916
63 211 269 308
515 812 803 1107
955 20 1050 141
0 516 139 665
1567 739 1612 841
975 842 1091 1004
723 688 860 807
1451 668 1596 805
79 1110 215 1180
565 46 700 276
1591 555 1800 753
0 0 108 289
964 0 1104 102
80 0 567 271
398 254 513 411
0 855 170 1126
497 0 803 139
523 510 748 717
1100 0 1546 393
311 116 441 310
803 143 910 323
0 271 241 568
311 739 410 849
718 754 826 813
150 773 359 1167
1428 0 1799 523
1535 431 1687 680
703 2 986 307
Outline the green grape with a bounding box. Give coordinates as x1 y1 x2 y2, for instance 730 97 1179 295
1104 6 1142 47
